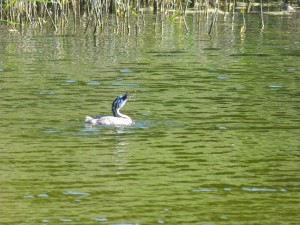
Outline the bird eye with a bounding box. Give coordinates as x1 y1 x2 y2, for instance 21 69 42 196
122 94 128 100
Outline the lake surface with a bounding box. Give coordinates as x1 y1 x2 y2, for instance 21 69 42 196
0 13 300 225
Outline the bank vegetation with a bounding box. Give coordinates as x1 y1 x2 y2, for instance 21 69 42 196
0 0 298 34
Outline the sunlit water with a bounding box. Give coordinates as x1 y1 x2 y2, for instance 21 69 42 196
0 13 300 225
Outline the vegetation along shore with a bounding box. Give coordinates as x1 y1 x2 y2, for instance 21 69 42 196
0 0 298 34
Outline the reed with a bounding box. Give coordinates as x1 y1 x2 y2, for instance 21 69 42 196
0 0 297 34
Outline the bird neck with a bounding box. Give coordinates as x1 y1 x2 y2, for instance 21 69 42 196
113 108 128 118
118 112 130 119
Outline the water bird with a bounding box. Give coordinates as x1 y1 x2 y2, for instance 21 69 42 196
85 93 133 126
282 0 295 12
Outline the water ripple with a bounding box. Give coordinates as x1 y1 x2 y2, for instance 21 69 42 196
120 69 132 73
36 91 56 95
60 218 73 222
268 85 283 89
87 81 101 85
112 83 139 87
242 187 277 192
63 191 90 196
192 187 287 193
92 217 108 222
192 188 218 193
38 193 49 198
108 224 139 225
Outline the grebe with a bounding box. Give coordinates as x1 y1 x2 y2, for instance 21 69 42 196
282 0 295 12
85 93 133 126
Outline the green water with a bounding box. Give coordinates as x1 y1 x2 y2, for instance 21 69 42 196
0 13 300 224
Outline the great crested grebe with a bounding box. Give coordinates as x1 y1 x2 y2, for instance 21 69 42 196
281 0 295 12
85 93 133 126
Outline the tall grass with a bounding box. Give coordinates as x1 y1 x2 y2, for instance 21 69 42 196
0 0 295 34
